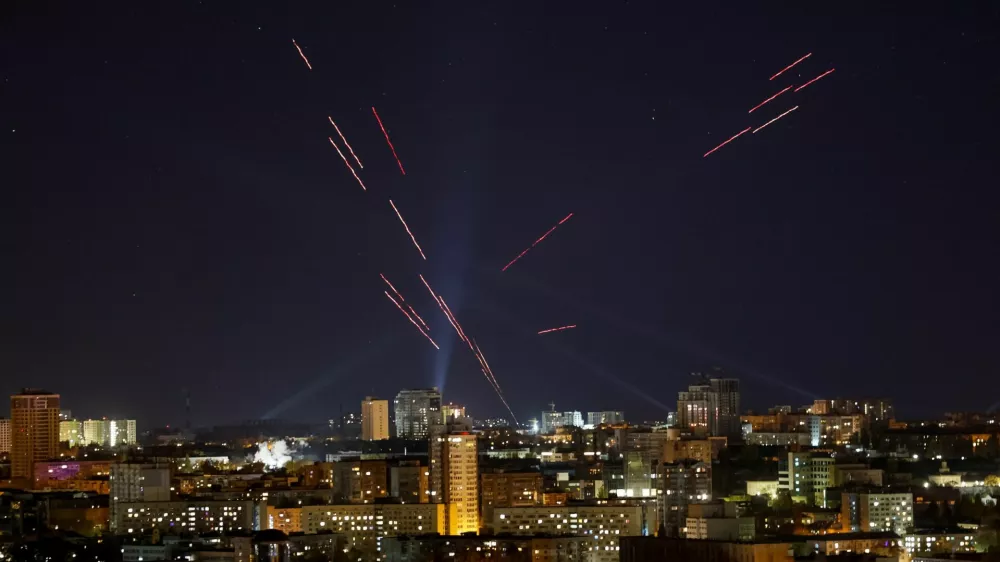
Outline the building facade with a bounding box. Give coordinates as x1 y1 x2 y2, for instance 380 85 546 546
11 390 61 481
443 432 479 534
659 461 712 537
0 417 10 454
109 462 172 532
841 490 914 535
587 411 625 426
778 452 835 506
393 388 442 439
362 397 390 441
492 504 643 562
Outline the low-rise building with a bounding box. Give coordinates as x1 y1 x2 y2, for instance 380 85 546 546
841 490 914 535
115 500 255 534
902 530 979 559
619 536 794 562
746 480 780 498
295 503 445 556
383 535 589 562
492 504 643 562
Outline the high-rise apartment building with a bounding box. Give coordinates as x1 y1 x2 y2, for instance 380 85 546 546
394 388 442 439
59 419 83 446
659 460 712 537
109 462 172 532
0 418 11 454
361 397 390 441
443 432 478 535
710 378 741 437
11 390 61 480
677 374 741 437
587 411 625 426
80 419 137 447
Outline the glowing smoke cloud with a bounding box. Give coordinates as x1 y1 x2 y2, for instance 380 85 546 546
253 440 295 470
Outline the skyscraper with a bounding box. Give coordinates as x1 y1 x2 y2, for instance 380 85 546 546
394 388 442 439
361 397 390 441
0 418 11 454
676 374 741 437
710 377 741 437
443 432 478 535
11 389 61 481
677 381 714 435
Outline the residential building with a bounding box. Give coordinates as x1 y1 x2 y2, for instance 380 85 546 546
58 419 83 447
390 460 428 504
394 388 442 439
362 397 390 441
115 499 255 534
587 411 625 426
619 536 794 562
841 490 914 535
540 405 583 433
11 389 61 481
677 375 741 437
80 419 137 447
298 503 445 556
492 504 643 562
903 531 978 558
334 459 389 503
383 535 589 562
741 412 863 446
710 377 741 437
658 461 712 537
744 432 812 446
778 452 835 506
481 470 543 527
441 403 465 421
109 462 172 532
0 417 10 453
834 465 885 487
677 381 713 436
443 432 478 534
685 502 755 541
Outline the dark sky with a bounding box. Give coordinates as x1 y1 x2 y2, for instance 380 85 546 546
3 2 999 428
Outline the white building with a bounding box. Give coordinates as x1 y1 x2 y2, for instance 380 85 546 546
492 504 642 562
81 419 137 447
778 452 835 506
841 490 914 535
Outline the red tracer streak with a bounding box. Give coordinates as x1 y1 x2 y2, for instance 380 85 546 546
794 68 835 92
292 39 313 70
328 137 367 191
749 85 794 114
384 291 439 349
388 199 427 260
538 325 577 335
328 117 363 169
769 53 811 81
372 107 406 175
752 106 799 134
501 213 574 272
703 127 751 158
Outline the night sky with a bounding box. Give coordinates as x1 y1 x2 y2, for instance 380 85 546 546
3 2 999 428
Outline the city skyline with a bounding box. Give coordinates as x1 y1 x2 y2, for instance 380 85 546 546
4 2 1000 428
